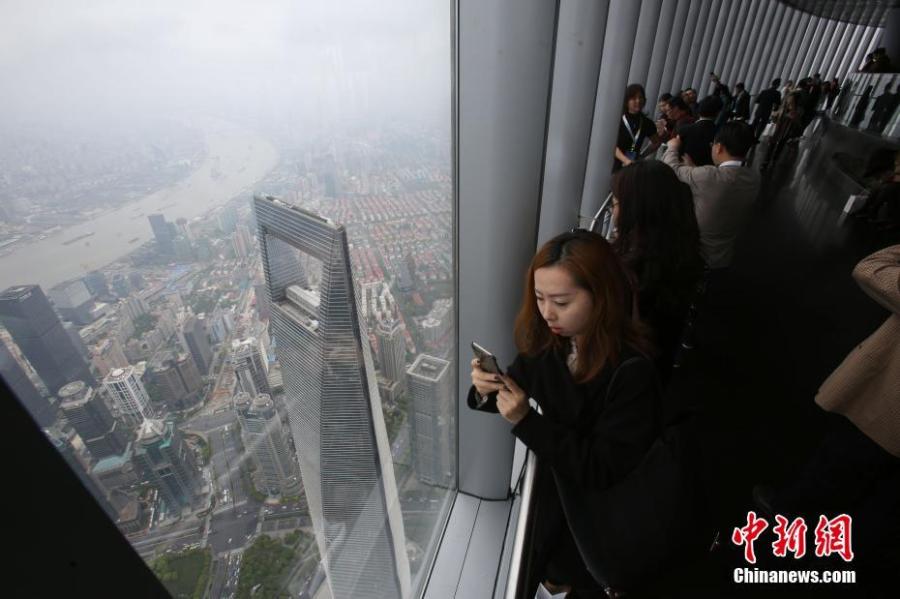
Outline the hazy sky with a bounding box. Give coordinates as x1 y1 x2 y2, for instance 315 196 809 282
0 0 452 137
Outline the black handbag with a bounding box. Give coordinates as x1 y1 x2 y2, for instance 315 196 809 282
550 359 710 593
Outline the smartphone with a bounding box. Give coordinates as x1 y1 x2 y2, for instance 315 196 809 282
471 342 504 376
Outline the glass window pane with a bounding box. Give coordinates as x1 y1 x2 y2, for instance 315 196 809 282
0 1 453 597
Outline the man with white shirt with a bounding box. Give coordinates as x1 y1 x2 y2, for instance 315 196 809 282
662 121 760 269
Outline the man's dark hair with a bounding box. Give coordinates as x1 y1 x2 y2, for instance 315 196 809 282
697 95 723 118
735 82 745 91
668 96 689 113
659 92 673 103
714 121 755 158
772 78 781 88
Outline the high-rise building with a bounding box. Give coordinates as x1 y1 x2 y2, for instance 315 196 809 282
82 271 110 299
58 380 130 461
175 217 194 242
253 282 271 322
231 337 270 396
48 280 95 325
127 271 146 291
91 338 129 377
121 295 149 322
147 351 200 411
131 419 198 510
254 194 411 599
102 366 156 426
182 316 212 374
236 394 301 496
148 214 176 255
376 319 407 390
111 273 131 298
46 428 118 520
64 322 91 361
92 443 137 498
232 229 250 260
407 354 453 487
0 285 96 394
216 205 238 234
0 338 54 427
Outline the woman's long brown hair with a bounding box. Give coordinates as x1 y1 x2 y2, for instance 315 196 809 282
513 230 652 383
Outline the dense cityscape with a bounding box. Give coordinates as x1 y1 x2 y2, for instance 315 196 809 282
0 124 453 599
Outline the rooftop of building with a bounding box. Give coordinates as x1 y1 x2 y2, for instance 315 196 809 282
408 353 449 380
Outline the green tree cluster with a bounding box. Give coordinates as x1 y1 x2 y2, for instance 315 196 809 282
150 547 211 599
131 313 159 339
235 535 295 599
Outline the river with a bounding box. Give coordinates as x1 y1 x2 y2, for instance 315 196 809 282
0 120 279 291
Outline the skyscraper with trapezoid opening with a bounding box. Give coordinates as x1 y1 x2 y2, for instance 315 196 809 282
252 194 410 599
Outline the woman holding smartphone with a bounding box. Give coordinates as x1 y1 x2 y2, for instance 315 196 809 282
469 230 661 597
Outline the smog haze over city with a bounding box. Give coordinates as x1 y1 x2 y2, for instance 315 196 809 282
0 2 454 598
1 0 450 135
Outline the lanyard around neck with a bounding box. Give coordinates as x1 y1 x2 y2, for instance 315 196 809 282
622 114 642 148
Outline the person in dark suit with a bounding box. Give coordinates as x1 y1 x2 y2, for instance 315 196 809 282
657 96 696 143
681 87 699 116
731 82 751 120
677 95 722 166
752 78 782 139
851 85 874 128
869 83 898 133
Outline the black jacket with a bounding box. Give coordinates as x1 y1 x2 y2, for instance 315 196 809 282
733 91 751 120
754 87 781 123
467 346 661 589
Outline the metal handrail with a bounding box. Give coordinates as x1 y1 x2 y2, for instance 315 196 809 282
504 448 537 599
588 192 615 240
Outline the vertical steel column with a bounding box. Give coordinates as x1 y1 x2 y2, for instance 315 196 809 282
822 21 851 80
689 0 723 92
704 0 739 94
580 0 643 223
457 0 558 500
726 0 764 84
644 0 679 109
779 11 810 83
681 0 713 90
753 1 790 93
744 0 779 93
764 7 803 85
836 3 878 81
671 0 704 91
628 0 664 87
657 0 692 97
722 0 761 85
786 11 818 81
809 3 841 77
537 0 610 245
798 13 828 78
716 1 753 85
835 23 864 80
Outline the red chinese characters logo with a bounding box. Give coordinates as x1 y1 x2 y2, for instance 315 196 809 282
731 511 768 564
772 515 807 558
814 514 855 562
732 512 854 563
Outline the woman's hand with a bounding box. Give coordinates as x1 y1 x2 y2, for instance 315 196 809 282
470 358 506 397
497 374 530 425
